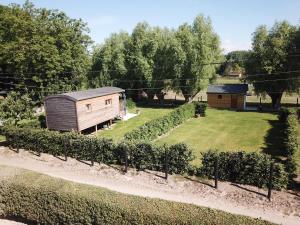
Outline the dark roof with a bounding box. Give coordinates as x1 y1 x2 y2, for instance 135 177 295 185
207 84 248 94
46 87 124 101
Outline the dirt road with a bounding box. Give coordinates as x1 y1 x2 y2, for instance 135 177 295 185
0 147 299 225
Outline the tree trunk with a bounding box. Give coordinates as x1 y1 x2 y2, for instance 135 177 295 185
269 92 283 109
183 95 190 102
156 92 165 104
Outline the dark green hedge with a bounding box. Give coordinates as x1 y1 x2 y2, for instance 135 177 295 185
0 170 273 225
282 110 299 157
0 126 194 175
195 102 207 117
279 107 299 182
124 103 196 141
200 150 288 190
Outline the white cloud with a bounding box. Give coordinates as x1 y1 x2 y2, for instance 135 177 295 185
221 39 251 54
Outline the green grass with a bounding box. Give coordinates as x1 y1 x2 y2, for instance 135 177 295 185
0 165 273 225
98 107 174 141
0 135 5 142
156 108 278 164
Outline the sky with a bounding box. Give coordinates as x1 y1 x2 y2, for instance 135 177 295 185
2 0 300 53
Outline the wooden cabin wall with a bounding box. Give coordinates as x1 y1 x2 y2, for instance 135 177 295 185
45 97 78 131
207 94 245 110
76 93 120 131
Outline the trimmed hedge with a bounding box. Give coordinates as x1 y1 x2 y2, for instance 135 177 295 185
0 126 194 175
281 109 299 157
124 103 196 141
279 107 299 182
0 169 273 225
200 150 288 190
195 102 207 117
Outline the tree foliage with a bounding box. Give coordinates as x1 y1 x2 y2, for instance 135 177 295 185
220 50 251 75
90 15 222 101
246 21 300 108
0 91 34 125
0 1 92 102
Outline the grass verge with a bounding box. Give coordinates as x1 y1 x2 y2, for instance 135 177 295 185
156 108 278 165
0 166 273 225
98 107 173 141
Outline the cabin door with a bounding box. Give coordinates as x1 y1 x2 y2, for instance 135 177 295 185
231 95 238 108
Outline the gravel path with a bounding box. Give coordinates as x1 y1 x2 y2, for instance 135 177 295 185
0 147 299 225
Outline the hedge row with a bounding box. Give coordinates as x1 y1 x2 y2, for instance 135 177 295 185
0 169 273 225
0 126 194 175
280 108 299 156
279 107 299 181
200 150 288 189
124 103 198 141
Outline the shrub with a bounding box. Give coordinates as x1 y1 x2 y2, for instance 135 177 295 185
200 150 288 190
0 170 273 225
282 112 298 156
126 98 136 110
194 102 207 117
1 126 195 176
125 103 196 141
278 107 299 122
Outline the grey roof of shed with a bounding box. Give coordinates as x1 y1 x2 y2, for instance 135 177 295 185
207 84 248 94
45 87 124 101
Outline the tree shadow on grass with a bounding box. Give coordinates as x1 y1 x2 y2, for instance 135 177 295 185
262 119 285 159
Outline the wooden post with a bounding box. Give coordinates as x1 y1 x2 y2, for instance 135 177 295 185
64 139 67 161
95 124 98 133
259 97 262 105
267 162 274 200
297 97 299 106
214 157 219 189
124 149 128 173
165 150 169 180
91 150 95 167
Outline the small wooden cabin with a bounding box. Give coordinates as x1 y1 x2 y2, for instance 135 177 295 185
45 87 126 132
207 84 248 110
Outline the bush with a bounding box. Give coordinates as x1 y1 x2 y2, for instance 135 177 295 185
1 126 194 175
126 98 136 110
200 150 288 190
195 102 207 117
0 170 273 225
278 107 299 122
125 103 196 141
282 112 298 156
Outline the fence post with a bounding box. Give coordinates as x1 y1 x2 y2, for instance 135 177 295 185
124 148 128 173
64 139 68 161
91 146 94 167
297 97 299 106
214 157 219 189
165 150 169 180
267 162 274 200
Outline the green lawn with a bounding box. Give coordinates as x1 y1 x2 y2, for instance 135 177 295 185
0 165 272 225
156 108 278 164
0 135 5 142
98 107 174 141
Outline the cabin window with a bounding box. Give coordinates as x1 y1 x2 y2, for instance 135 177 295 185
105 99 112 106
86 104 92 112
218 95 222 99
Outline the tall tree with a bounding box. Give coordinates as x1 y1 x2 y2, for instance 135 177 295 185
0 91 34 125
88 32 130 88
246 21 300 108
175 15 222 101
0 1 92 102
